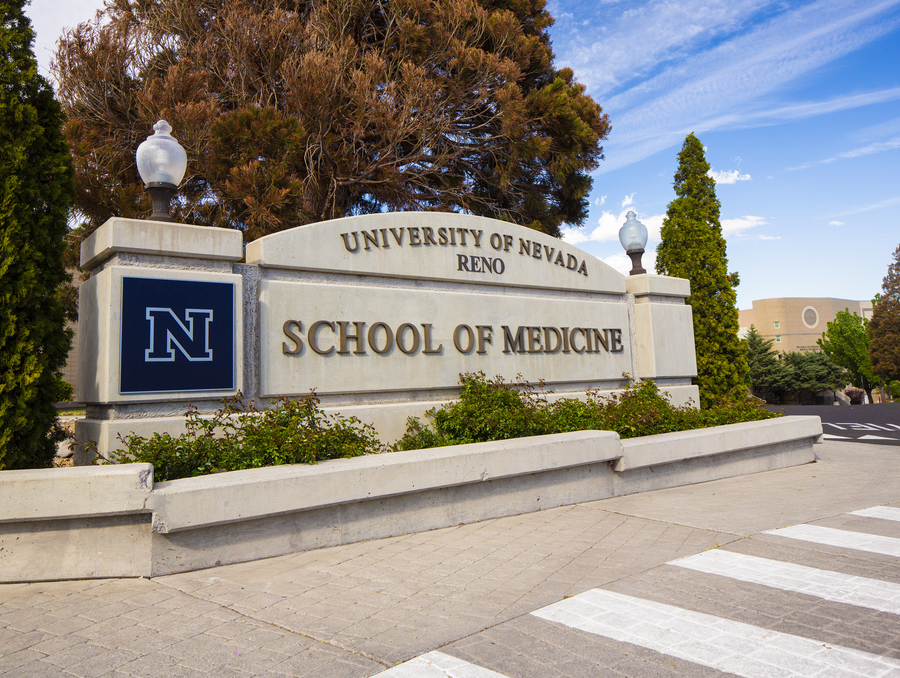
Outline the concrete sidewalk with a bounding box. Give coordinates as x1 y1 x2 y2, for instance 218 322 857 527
2 439 899 677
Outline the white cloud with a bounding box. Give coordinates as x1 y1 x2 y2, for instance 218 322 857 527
562 207 664 244
758 235 782 240
828 220 845 226
787 135 900 170
603 250 658 276
708 169 752 184
561 228 590 245
721 215 768 237
621 193 635 208
594 195 607 206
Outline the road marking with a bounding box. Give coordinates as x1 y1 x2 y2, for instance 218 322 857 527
851 506 900 522
369 651 512 678
858 434 897 441
671 549 900 614
764 525 900 557
532 589 900 678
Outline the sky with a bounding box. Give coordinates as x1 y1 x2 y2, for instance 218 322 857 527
24 0 900 311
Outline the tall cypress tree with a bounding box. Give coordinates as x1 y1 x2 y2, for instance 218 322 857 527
656 133 747 407
0 0 75 468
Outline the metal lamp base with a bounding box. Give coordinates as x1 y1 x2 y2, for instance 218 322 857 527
145 182 177 222
626 248 646 276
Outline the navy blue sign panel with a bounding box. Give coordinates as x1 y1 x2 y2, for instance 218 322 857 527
120 277 235 394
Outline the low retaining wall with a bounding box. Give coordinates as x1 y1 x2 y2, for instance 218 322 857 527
0 416 821 582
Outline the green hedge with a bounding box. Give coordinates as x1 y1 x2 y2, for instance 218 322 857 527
394 372 779 450
104 374 780 481
107 394 386 482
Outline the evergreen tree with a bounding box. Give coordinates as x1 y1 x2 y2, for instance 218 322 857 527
0 0 75 469
744 326 794 403
869 244 900 383
54 0 609 246
817 309 877 404
655 133 747 407
780 351 847 404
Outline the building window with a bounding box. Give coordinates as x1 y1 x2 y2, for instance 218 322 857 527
775 336 781 343
801 306 819 329
774 321 780 329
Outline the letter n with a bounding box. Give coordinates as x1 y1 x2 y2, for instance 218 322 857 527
145 308 214 362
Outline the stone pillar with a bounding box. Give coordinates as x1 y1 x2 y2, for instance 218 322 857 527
74 218 244 463
626 275 699 407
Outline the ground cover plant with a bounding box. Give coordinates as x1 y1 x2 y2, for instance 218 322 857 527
101 374 779 480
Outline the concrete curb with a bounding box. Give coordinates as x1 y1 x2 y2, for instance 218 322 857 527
0 417 821 582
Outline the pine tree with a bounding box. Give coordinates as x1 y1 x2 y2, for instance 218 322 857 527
656 133 748 407
869 244 900 384
54 0 609 246
0 0 76 469
744 326 793 403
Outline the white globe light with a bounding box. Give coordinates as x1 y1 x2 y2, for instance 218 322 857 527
618 211 648 252
136 120 187 187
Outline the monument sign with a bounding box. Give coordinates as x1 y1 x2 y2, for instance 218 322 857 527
75 212 698 459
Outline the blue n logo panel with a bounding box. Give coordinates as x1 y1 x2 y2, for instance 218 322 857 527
120 277 235 394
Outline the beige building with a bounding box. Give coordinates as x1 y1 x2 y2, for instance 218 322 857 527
739 297 873 353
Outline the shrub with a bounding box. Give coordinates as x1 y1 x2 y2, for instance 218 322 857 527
394 372 779 451
110 393 387 481
845 387 865 405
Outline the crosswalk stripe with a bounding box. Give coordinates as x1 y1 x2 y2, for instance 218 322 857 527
532 589 900 677
851 506 900 522
764 524 900 557
368 651 512 678
671 549 900 614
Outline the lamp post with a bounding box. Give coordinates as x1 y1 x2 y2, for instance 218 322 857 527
136 120 187 222
618 210 648 275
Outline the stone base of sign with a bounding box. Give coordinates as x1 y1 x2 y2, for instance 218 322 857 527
2 417 820 582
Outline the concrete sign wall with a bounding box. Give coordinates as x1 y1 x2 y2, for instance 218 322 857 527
75 214 698 459
245 212 624 292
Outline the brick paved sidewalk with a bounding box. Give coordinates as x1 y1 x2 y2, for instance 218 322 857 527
2 439 899 677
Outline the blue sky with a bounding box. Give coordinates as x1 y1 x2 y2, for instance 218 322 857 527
26 0 900 310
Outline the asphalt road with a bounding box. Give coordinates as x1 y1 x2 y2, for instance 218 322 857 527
766 402 900 445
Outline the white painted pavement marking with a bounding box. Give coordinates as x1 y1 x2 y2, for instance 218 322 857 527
764 524 900 558
368 651 512 678
851 506 900 522
532 589 900 677
671 549 900 615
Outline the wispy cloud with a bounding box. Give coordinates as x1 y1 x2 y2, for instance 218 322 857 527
786 136 900 170
552 0 900 172
828 196 900 218
828 220 845 226
709 169 752 184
